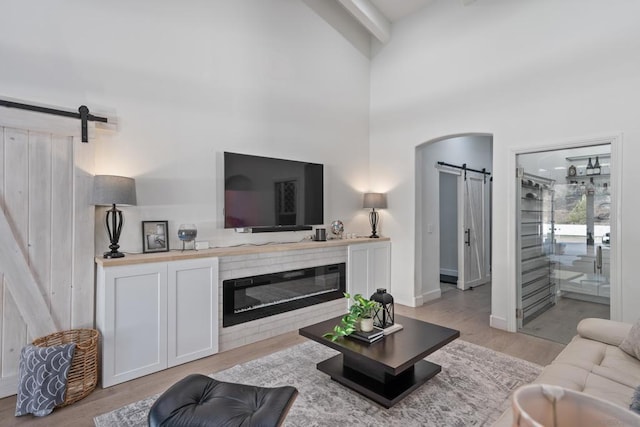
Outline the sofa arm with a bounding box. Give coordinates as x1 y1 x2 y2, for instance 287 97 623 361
577 318 631 346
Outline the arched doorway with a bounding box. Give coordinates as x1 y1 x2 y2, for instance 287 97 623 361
414 133 493 304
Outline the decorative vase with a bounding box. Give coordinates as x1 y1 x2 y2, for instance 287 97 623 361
359 318 374 332
177 224 197 251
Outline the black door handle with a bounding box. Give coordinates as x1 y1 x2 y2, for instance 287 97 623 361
465 228 471 247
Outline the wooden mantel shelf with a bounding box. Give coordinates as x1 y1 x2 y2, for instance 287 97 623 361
95 236 390 267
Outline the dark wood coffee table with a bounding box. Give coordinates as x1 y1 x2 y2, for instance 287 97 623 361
299 314 459 408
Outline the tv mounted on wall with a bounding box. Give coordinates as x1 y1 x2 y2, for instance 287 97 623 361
224 152 324 232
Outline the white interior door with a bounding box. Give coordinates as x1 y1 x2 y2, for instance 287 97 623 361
0 109 95 398
458 174 488 290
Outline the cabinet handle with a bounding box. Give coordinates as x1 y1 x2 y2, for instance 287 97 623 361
465 229 471 247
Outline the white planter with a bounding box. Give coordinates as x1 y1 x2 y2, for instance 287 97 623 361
359 318 374 332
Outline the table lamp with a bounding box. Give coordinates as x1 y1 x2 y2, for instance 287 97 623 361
92 175 137 258
363 192 387 238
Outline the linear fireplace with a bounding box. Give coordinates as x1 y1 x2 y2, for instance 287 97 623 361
223 263 346 327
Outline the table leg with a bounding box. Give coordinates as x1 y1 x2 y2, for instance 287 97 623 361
317 354 441 408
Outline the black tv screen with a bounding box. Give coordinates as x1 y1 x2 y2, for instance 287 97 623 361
224 152 324 230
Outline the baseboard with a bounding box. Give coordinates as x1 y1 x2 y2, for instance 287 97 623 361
421 288 442 304
440 268 458 276
440 274 458 284
490 315 508 331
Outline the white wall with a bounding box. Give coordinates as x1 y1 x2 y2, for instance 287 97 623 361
370 0 640 324
0 0 372 255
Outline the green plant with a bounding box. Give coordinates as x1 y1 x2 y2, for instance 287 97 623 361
567 194 586 224
323 293 380 342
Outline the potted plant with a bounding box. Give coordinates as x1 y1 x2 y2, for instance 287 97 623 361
323 293 380 341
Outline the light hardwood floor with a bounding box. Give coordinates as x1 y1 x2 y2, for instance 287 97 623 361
0 283 565 427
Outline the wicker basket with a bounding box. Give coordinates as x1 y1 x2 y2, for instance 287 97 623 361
32 328 99 407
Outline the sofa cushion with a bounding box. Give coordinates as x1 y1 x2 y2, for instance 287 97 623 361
533 363 589 392
593 346 640 389
582 372 634 408
620 318 640 360
552 335 607 371
578 318 631 346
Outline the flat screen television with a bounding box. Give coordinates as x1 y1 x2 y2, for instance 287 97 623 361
224 152 324 232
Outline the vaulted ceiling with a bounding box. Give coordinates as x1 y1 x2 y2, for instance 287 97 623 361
303 0 476 57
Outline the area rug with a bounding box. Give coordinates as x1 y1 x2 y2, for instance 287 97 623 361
94 339 541 427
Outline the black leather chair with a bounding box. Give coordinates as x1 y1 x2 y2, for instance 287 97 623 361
148 374 298 427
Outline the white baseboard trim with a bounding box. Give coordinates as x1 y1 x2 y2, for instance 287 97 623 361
440 268 458 276
413 295 423 307
490 314 508 331
421 288 442 304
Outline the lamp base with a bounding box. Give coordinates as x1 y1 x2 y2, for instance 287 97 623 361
369 209 380 238
104 251 125 259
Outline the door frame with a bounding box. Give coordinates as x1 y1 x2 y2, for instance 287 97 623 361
507 134 621 332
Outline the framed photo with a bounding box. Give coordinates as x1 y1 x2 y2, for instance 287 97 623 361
142 221 169 253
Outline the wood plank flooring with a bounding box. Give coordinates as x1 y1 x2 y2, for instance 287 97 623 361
0 283 564 427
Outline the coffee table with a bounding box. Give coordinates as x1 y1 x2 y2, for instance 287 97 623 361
299 314 459 408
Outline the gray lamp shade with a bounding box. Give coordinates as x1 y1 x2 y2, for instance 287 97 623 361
92 175 137 206
363 192 387 209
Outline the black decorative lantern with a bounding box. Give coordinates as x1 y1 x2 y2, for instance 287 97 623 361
371 288 394 329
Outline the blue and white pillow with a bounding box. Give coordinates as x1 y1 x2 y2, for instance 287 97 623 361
15 343 76 417
631 385 640 414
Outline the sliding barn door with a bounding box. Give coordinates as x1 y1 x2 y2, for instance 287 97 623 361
458 174 489 290
0 114 94 397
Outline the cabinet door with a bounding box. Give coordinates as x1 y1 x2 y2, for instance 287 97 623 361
167 258 219 367
348 241 391 299
101 263 167 388
348 244 370 297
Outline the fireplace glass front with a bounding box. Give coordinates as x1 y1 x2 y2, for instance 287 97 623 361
223 263 345 327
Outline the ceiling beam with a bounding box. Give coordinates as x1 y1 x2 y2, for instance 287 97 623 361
337 0 391 44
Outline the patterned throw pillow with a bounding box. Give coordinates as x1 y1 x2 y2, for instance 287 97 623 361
620 319 640 360
15 343 76 417
632 385 640 414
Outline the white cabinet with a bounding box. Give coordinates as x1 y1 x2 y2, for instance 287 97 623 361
167 259 219 367
347 241 391 299
96 258 218 387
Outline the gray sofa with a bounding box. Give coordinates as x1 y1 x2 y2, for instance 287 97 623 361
493 317 640 426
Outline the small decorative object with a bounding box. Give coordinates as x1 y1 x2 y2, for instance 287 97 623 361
177 224 197 251
315 228 326 241
363 192 387 238
142 221 169 253
370 288 394 329
323 293 380 341
92 175 137 258
330 220 344 238
568 165 576 177
586 157 594 175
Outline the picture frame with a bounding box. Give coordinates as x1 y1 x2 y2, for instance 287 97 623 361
142 221 169 253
